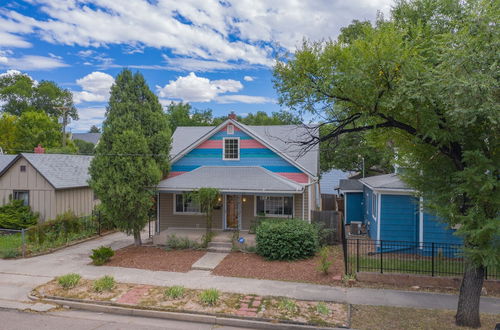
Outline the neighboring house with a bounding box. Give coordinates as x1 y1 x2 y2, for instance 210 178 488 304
0 155 16 173
319 169 350 195
0 153 97 221
155 117 320 232
339 173 461 245
70 133 101 145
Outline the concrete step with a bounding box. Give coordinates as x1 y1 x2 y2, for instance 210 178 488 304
207 247 232 253
207 241 232 249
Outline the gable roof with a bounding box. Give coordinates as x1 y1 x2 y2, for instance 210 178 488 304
338 179 364 192
71 133 101 145
359 173 414 192
1 153 93 190
170 119 319 177
0 155 16 173
158 166 304 193
321 169 351 194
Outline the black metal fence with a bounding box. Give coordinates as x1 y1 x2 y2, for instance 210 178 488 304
344 238 499 280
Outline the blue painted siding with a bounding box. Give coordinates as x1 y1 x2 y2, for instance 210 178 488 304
379 195 418 242
345 192 363 224
364 187 377 240
423 212 462 244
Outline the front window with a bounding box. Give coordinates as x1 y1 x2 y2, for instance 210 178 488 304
13 190 29 206
256 196 293 217
175 194 201 213
223 138 239 160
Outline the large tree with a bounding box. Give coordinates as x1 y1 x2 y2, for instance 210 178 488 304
273 0 499 327
15 111 62 152
89 69 171 246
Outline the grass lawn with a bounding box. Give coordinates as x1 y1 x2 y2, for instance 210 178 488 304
350 305 499 330
0 233 23 258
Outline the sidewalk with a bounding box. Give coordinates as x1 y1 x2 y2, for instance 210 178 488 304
0 232 499 314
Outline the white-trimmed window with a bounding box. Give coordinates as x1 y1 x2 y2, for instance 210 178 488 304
227 124 234 134
372 193 378 220
223 137 239 160
255 196 293 217
13 190 29 206
174 194 201 214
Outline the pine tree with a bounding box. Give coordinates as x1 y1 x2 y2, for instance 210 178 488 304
89 69 171 246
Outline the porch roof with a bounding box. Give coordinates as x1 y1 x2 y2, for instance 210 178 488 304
157 166 304 194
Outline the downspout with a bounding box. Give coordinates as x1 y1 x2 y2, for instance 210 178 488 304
302 180 318 222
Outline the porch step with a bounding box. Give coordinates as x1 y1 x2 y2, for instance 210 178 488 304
207 241 232 253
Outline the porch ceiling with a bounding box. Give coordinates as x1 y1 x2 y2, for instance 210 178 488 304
157 166 304 193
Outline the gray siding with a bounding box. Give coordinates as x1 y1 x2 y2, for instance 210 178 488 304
55 187 97 218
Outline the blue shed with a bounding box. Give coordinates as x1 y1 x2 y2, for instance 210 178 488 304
340 174 461 246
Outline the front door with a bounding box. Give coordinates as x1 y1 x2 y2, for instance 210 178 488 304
225 195 240 230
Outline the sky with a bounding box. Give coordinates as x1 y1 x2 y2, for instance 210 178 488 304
0 0 393 132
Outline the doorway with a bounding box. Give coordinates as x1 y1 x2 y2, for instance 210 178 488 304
225 195 240 230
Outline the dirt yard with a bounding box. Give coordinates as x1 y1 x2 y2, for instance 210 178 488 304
213 246 344 285
106 246 206 272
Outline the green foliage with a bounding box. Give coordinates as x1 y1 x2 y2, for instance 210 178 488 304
90 246 114 265
189 188 220 235
92 204 115 231
88 125 100 133
164 286 185 299
317 246 333 275
256 219 319 260
0 113 18 153
93 275 115 292
57 273 81 289
278 298 298 313
73 139 95 155
165 234 199 250
15 111 62 151
0 199 39 229
199 288 219 306
89 69 171 246
315 302 330 315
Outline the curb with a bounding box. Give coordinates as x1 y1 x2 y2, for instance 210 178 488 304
28 294 345 330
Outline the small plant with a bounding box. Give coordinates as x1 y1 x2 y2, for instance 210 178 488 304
278 298 298 313
316 246 333 275
90 246 114 265
342 273 357 286
165 234 199 250
164 286 185 299
199 288 219 306
93 275 115 292
316 302 330 315
57 273 81 289
1 249 19 259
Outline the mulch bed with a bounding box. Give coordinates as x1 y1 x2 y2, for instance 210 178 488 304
106 246 206 272
213 246 344 285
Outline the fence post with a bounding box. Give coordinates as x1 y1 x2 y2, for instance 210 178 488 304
21 229 26 258
341 215 348 275
356 239 360 273
380 240 383 274
98 210 101 236
431 242 435 277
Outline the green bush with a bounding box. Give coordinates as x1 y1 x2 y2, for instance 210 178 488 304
278 298 298 313
92 204 116 231
164 286 185 299
0 199 39 229
93 275 115 292
90 246 114 265
256 219 319 260
199 288 219 306
165 234 199 250
317 246 333 275
58 273 81 289
27 211 85 244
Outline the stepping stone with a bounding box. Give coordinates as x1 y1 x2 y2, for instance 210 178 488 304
117 285 152 305
191 252 228 271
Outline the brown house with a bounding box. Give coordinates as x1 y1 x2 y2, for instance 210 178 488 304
0 153 97 222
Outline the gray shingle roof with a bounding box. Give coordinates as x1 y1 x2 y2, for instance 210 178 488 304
321 169 351 194
359 173 413 191
21 153 93 189
71 133 101 145
339 179 364 191
0 155 16 173
158 166 304 193
171 122 319 176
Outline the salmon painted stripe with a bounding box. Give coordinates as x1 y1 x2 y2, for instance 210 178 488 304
277 172 309 183
197 140 221 148
219 125 241 132
168 171 186 178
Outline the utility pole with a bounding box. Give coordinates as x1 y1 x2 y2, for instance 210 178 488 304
55 106 70 147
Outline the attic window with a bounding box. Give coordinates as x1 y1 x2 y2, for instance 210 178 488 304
227 124 234 135
20 165 26 172
223 137 239 160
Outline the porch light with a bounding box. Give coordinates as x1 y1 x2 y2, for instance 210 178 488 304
242 197 247 202
218 197 222 202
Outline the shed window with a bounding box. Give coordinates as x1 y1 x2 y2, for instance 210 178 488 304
175 194 201 213
13 190 29 206
20 165 26 172
227 124 234 134
256 196 293 217
223 138 239 160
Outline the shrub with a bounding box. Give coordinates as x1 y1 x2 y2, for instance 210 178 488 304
278 298 298 313
164 286 185 299
57 273 81 289
0 249 19 259
199 288 219 306
165 234 199 250
316 302 330 315
314 222 335 247
0 199 39 229
256 219 319 260
90 246 114 265
317 246 333 275
93 275 115 292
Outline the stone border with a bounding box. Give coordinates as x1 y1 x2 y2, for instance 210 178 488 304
28 294 348 330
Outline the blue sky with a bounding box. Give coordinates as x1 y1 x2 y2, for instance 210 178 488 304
0 0 392 132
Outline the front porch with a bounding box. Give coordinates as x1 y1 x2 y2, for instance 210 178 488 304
152 227 256 247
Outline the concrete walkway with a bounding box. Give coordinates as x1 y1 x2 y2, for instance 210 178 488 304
0 232 499 315
191 252 228 271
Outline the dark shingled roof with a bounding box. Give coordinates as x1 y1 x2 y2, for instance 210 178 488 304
338 179 364 191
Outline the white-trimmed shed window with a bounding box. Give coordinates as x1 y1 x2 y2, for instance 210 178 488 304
256 196 293 217
223 137 239 160
13 190 29 206
175 194 201 213
227 124 234 134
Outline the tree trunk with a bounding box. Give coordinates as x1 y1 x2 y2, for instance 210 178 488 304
455 263 484 328
133 230 142 246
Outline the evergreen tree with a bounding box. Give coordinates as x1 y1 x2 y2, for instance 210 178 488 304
89 69 171 246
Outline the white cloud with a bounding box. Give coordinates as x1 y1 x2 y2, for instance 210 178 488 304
0 54 68 70
69 106 105 132
157 72 243 103
215 95 274 104
243 76 255 82
72 72 115 104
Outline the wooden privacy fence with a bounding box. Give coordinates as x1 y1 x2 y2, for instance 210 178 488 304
311 210 343 244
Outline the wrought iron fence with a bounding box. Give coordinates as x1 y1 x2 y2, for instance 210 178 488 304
344 238 499 280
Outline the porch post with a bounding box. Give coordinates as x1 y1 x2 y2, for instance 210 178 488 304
302 191 305 220
156 191 160 234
